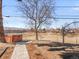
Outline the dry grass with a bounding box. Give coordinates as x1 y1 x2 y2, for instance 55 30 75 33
23 32 79 44
38 46 63 59
23 32 62 41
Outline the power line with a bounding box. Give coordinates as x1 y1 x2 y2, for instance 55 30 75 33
55 17 79 19
3 16 79 19
54 15 79 17
4 15 25 17
54 6 79 8
2 5 79 8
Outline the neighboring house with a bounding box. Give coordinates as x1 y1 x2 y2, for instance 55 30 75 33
4 27 25 43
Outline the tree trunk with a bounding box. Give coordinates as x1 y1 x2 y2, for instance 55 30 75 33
62 33 65 44
0 0 5 42
35 21 39 40
35 28 38 40
61 27 65 45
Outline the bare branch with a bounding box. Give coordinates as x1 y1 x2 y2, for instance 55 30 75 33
18 0 54 40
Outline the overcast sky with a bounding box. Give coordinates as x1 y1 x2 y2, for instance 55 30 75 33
2 0 79 28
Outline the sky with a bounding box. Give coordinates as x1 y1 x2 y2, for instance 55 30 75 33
2 0 79 28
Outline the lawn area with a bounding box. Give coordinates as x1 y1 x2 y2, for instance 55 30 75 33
23 32 79 44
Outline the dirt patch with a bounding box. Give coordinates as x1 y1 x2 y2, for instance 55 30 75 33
0 47 14 59
38 46 63 59
27 43 63 59
27 43 47 59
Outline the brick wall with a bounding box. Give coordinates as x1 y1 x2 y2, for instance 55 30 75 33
5 35 22 43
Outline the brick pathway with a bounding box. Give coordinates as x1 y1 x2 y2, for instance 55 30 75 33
11 45 29 59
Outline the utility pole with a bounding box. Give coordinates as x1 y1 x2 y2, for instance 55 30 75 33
0 0 5 42
61 26 65 45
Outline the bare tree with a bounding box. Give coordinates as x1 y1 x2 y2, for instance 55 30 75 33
19 0 54 40
61 21 79 44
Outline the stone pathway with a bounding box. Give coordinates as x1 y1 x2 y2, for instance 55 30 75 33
11 44 29 59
